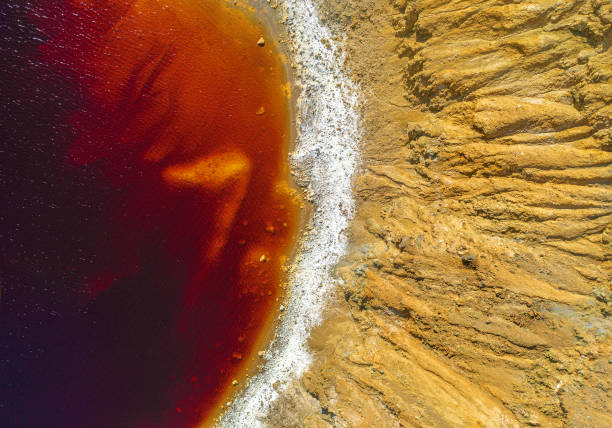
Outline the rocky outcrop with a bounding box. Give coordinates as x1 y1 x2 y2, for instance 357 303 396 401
269 0 611 427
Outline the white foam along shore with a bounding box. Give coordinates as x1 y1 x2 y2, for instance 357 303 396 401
218 1 360 427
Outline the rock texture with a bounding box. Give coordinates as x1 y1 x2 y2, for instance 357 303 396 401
269 0 611 427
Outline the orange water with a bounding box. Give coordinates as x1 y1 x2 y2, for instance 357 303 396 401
0 1 297 426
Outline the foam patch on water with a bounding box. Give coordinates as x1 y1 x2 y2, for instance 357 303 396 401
219 1 360 426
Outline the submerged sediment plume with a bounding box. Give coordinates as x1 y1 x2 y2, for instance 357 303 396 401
0 0 297 426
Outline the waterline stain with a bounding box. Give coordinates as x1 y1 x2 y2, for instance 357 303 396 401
0 0 298 426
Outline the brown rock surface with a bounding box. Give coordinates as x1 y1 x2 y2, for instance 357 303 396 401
270 0 611 427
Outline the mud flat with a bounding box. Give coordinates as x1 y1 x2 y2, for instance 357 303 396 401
265 0 612 427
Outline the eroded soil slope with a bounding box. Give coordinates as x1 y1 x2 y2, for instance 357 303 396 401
269 0 611 427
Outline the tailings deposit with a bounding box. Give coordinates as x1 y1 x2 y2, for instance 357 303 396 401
0 0 298 426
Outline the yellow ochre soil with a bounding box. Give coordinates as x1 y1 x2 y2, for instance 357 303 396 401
268 0 612 427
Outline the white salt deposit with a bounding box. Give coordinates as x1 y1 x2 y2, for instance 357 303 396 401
219 0 361 426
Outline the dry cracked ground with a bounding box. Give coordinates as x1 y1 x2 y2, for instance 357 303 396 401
268 0 612 427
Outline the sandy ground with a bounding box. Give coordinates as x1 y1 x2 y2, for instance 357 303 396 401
265 0 612 426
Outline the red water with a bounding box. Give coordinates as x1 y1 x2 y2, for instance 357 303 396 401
0 1 297 427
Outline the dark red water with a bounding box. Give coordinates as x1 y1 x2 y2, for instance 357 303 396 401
0 1 297 427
